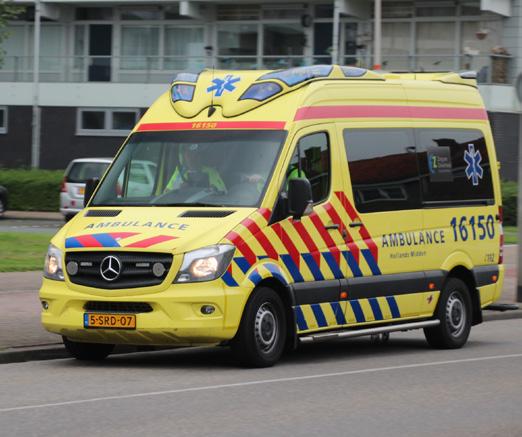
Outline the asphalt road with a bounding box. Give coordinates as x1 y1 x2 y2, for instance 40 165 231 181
1 319 521 437
0 218 63 234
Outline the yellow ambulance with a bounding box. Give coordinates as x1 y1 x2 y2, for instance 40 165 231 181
40 65 504 367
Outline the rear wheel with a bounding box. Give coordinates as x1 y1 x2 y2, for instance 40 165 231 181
424 278 472 349
231 287 287 367
0 197 5 218
63 337 114 361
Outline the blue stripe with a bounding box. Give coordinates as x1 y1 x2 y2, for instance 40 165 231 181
302 253 324 281
280 254 304 282
368 298 383 320
322 252 344 279
264 263 288 285
386 296 401 318
311 304 328 327
330 301 347 325
65 238 83 249
234 257 251 274
294 306 308 331
361 249 381 275
350 300 366 323
92 233 120 248
221 271 238 287
342 251 363 277
248 270 263 286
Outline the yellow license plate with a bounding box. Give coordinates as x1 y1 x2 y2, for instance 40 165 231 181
84 313 136 329
78 187 85 195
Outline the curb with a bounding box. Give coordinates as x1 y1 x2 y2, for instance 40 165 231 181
4 211 63 221
0 344 68 364
1 310 521 365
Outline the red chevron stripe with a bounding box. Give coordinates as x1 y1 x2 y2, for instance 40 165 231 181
308 212 341 265
292 220 321 267
74 235 103 248
323 202 360 264
335 191 378 263
258 208 271 221
226 231 257 266
271 223 300 269
126 235 176 248
242 218 279 260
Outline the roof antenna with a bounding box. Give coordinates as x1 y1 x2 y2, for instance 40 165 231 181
208 64 216 117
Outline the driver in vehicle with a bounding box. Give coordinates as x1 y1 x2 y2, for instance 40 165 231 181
165 144 227 193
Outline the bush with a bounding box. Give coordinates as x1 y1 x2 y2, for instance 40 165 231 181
0 169 64 211
502 180 517 226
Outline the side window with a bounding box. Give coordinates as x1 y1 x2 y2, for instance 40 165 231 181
287 132 330 203
416 129 494 204
344 128 421 213
118 145 161 198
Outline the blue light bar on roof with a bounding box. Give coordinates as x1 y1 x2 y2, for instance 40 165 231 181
341 66 367 77
259 65 333 86
172 72 200 83
239 82 282 101
171 84 195 102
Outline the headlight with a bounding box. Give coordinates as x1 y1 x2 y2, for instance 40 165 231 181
174 245 235 283
43 244 64 281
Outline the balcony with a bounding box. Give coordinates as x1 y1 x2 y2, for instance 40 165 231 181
0 53 513 85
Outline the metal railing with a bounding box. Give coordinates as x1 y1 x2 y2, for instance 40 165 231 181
0 54 513 85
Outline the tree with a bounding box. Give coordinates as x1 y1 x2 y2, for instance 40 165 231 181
0 1 25 65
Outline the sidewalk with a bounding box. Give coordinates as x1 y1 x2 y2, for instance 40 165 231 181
0 247 520 361
4 210 63 221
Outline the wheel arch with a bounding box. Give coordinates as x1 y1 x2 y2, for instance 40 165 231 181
445 265 482 326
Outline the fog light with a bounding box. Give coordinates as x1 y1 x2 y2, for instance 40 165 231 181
201 305 215 315
41 300 49 310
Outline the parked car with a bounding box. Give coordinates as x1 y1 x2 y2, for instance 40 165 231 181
0 185 7 218
60 158 112 221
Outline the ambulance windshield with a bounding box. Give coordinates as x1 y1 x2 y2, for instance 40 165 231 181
91 130 287 208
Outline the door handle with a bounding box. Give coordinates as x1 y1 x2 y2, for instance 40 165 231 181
349 221 363 228
325 224 340 231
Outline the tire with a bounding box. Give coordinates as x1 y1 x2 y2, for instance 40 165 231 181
231 287 287 367
64 214 74 223
424 278 472 349
63 336 114 361
0 197 5 218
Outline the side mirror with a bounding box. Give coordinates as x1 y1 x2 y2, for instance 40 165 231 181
287 178 313 220
84 178 99 207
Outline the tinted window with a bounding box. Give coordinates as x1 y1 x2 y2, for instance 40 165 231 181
344 129 421 213
287 132 330 203
67 162 110 183
416 129 494 203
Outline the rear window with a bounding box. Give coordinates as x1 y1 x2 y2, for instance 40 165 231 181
416 129 494 204
66 162 110 183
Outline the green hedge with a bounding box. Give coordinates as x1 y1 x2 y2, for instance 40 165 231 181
0 169 64 211
502 180 517 226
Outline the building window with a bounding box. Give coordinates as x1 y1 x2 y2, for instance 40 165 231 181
77 108 140 136
121 26 160 70
217 24 258 69
0 107 7 134
164 26 205 70
263 23 305 69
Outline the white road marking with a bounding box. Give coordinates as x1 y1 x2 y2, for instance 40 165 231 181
1 352 521 414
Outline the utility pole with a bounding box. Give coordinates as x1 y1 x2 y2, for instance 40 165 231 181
31 0 41 169
331 0 340 65
373 0 382 69
517 115 522 302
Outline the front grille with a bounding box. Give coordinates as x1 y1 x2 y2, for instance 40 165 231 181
65 251 173 289
84 301 153 313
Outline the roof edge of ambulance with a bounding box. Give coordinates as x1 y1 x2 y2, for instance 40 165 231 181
136 65 483 129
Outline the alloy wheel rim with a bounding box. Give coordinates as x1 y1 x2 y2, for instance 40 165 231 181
446 291 466 337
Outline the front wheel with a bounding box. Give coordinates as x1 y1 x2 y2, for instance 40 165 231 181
63 337 114 361
231 287 287 367
424 278 472 349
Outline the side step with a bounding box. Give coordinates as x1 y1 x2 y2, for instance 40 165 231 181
299 320 440 344
484 303 519 312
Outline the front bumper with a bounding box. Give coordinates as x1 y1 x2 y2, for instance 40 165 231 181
39 278 250 346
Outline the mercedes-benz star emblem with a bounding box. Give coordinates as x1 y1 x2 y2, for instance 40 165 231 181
100 256 122 282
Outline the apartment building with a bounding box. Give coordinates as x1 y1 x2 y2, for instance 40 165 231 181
0 0 520 179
